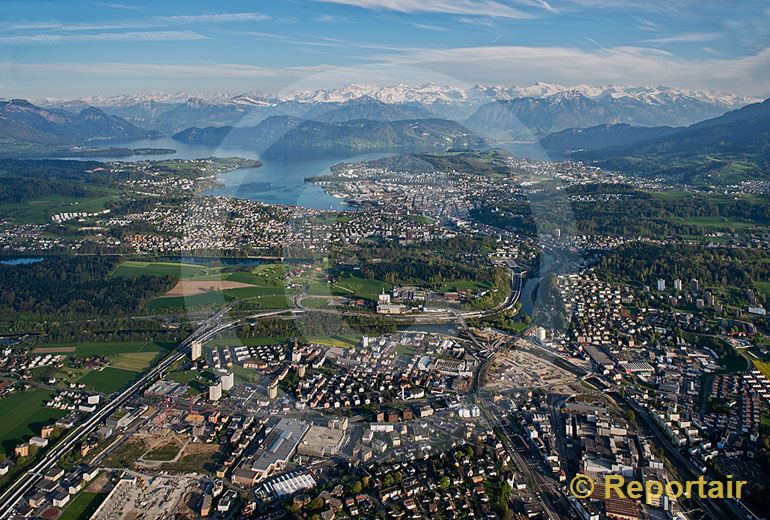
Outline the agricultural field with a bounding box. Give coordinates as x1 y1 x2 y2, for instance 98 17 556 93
73 341 173 358
45 342 170 389
111 260 215 279
142 263 292 310
0 193 116 225
78 367 139 394
108 351 161 372
0 389 66 455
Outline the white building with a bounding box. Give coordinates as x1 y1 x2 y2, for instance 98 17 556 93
221 371 234 391
209 380 222 401
191 340 202 361
656 279 666 291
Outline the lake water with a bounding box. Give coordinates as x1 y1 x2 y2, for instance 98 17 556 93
58 137 552 210
0 257 44 265
60 138 393 210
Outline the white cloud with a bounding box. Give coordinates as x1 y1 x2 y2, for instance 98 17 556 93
0 31 207 44
0 61 278 78
159 13 270 23
645 32 721 44
314 0 536 19
369 44 770 95
7 12 269 32
91 2 143 10
410 22 450 31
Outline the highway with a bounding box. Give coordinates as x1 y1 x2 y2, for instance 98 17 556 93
0 267 522 516
0 307 287 519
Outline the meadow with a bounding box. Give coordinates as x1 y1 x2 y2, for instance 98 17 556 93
0 389 66 455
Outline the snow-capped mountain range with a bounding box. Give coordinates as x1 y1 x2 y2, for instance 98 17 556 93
27 83 764 141
37 82 757 109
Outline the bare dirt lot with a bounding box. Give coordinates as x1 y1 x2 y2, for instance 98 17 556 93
31 346 75 354
162 279 254 297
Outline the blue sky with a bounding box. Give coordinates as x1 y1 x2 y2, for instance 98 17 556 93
0 0 768 97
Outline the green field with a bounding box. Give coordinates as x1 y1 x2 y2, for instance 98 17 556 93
307 335 360 348
309 273 390 301
667 216 757 230
144 291 229 310
144 442 182 461
109 351 161 372
142 264 291 311
232 365 265 385
157 451 217 473
111 260 215 279
78 367 138 394
101 439 146 467
0 194 116 224
395 344 418 357
145 290 291 311
0 389 66 455
59 492 107 520
753 359 770 380
756 281 770 299
166 369 217 393
72 341 173 358
226 264 287 286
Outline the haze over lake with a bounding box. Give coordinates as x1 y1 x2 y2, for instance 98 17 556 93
57 137 400 210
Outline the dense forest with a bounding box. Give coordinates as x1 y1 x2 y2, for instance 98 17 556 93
0 256 174 316
350 236 503 289
0 159 109 204
471 183 769 238
596 242 769 302
338 149 514 179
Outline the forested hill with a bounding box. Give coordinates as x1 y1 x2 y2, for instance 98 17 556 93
264 118 484 157
572 98 770 185
0 256 174 316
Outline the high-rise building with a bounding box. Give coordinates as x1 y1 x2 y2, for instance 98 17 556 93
221 371 234 391
535 327 547 342
209 380 222 401
656 279 666 291
690 278 699 293
553 228 561 239
673 279 682 291
268 383 278 400
191 340 202 362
